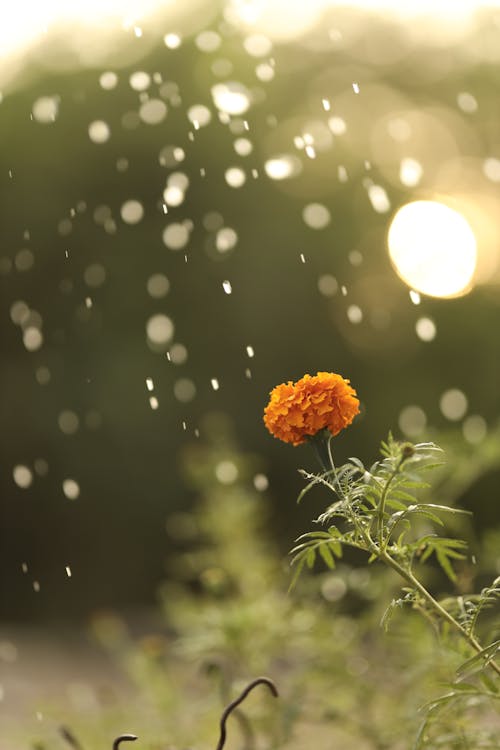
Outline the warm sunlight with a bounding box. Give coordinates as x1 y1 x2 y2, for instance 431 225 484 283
387 200 477 298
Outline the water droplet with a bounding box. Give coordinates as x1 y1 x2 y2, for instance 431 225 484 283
211 378 220 391
399 158 423 187
88 120 110 144
196 30 221 52
399 405 427 437
216 227 238 253
99 71 118 90
146 314 174 347
347 305 363 324
234 137 253 156
23 327 43 352
483 157 500 183
164 33 181 49
253 473 269 491
457 91 477 113
328 116 346 135
139 99 167 125
58 410 79 435
225 167 246 187
13 465 33 489
215 460 238 484
463 415 487 444
415 317 436 342
169 343 188 364
62 479 80 500
303 203 330 229
367 184 390 213
338 165 348 182
264 155 302 180
222 280 232 294
120 200 144 224
32 96 59 123
318 274 338 297
440 389 468 421
187 104 212 128
243 33 272 57
174 378 196 403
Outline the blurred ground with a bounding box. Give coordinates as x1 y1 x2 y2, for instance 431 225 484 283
0 624 134 745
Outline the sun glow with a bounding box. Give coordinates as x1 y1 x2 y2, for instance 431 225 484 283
388 200 477 299
0 1 167 59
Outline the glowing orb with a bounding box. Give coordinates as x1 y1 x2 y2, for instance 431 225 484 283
388 200 477 298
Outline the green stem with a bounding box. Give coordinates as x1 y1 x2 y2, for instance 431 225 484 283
309 430 334 474
376 467 399 549
380 550 500 678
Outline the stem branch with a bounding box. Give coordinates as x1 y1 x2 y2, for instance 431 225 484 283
380 551 500 677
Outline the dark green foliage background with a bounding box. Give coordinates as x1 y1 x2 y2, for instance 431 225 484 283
1 5 499 620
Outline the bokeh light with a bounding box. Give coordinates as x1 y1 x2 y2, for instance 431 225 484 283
388 200 477 298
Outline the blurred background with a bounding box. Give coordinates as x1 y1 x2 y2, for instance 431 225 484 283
1 0 500 637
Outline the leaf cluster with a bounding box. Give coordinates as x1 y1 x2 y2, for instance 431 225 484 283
291 434 470 586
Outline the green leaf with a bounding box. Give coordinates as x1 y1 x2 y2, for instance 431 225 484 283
306 547 316 569
400 479 431 489
418 461 446 472
318 543 335 569
436 548 458 582
288 554 307 592
296 473 323 504
389 489 418 504
385 498 408 512
456 640 500 680
348 456 365 471
406 507 445 526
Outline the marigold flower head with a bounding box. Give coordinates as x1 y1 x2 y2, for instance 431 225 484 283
263 371 360 446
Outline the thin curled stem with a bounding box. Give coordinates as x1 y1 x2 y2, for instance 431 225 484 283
112 735 138 750
215 677 279 750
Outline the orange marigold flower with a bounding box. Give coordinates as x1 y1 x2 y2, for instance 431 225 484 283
263 372 360 446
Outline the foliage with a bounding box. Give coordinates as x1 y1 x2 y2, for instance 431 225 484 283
291 431 500 748
28 425 500 749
